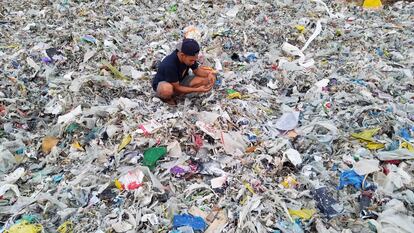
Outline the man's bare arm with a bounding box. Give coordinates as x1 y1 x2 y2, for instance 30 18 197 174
171 82 210 94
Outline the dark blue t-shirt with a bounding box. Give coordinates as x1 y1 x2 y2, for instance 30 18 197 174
152 50 199 91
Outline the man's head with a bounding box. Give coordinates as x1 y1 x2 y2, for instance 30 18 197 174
177 38 200 66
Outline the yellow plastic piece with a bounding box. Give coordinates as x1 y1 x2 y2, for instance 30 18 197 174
0 44 20 49
351 128 387 150
117 134 132 152
335 29 342 36
4 221 43 233
281 176 298 188
71 140 84 151
243 181 255 194
228 92 242 99
366 142 385 150
114 179 123 190
401 142 414 152
57 221 74 233
363 0 382 9
102 61 130 81
288 209 316 220
295 25 305 33
351 128 380 142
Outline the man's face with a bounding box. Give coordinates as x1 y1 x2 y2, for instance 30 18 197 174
180 52 198 66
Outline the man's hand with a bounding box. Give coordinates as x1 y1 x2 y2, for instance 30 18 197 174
195 85 211 93
196 75 215 93
207 73 216 88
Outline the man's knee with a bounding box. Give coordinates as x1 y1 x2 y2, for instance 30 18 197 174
157 82 174 98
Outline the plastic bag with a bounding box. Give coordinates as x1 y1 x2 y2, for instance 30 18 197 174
173 214 207 231
57 221 74 233
354 159 380 175
196 121 220 140
275 111 300 131
115 168 144 191
313 187 343 218
221 131 248 156
4 220 42 233
57 105 82 125
284 148 302 166
338 170 369 190
288 209 316 220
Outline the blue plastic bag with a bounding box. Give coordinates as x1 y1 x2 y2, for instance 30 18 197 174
246 54 258 63
275 220 303 233
338 170 365 190
400 128 412 141
173 214 206 231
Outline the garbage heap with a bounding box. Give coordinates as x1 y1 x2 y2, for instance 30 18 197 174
1 0 413 232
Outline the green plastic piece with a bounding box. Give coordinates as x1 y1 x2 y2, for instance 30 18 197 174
227 89 237 94
143 147 167 170
66 123 79 134
169 4 178 12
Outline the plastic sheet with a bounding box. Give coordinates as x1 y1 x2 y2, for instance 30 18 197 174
338 170 368 190
173 214 207 231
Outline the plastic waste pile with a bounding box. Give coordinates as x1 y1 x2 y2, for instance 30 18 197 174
1 0 413 232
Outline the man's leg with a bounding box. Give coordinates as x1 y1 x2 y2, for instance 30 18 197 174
174 75 216 96
174 75 209 96
189 76 216 89
156 82 176 105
